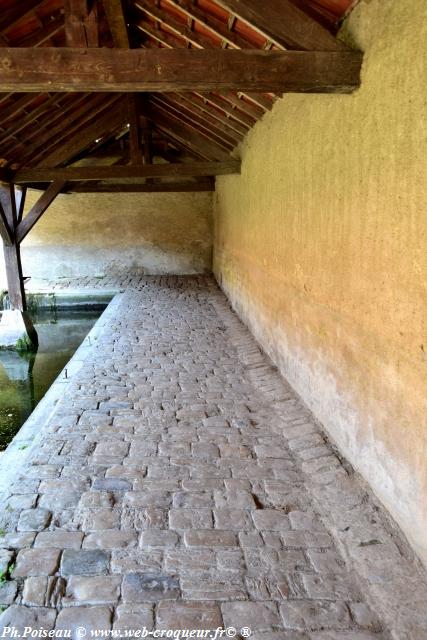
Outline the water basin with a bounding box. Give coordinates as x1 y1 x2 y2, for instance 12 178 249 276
0 305 107 450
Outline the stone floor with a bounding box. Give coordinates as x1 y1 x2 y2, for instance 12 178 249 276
1 276 426 639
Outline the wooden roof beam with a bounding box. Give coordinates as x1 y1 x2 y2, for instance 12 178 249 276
69 178 215 193
13 162 240 184
0 48 363 93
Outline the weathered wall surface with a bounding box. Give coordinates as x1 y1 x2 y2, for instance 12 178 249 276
0 190 212 286
214 0 427 564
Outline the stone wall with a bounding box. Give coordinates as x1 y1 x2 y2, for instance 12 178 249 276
214 0 427 565
0 190 213 286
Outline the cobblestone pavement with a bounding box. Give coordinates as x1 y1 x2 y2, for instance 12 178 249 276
1 276 427 639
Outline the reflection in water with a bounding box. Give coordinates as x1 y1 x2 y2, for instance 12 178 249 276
0 308 105 450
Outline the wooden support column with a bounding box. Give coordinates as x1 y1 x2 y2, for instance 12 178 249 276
140 96 153 166
64 0 99 47
0 181 64 314
0 183 26 311
3 243 26 312
127 94 143 165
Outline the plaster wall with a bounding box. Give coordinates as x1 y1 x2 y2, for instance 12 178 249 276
214 0 427 564
0 190 213 286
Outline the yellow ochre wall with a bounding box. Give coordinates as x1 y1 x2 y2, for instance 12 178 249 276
0 190 213 286
214 0 427 565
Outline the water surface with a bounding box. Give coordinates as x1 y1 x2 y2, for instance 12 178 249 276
0 307 105 450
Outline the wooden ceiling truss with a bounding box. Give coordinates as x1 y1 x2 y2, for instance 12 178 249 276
0 0 361 311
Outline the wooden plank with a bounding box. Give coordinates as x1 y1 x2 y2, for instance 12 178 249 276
14 162 240 184
0 48 363 93
102 0 130 48
214 0 347 51
64 0 99 47
70 179 215 193
17 180 65 243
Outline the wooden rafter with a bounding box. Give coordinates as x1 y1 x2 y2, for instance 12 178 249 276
195 93 256 128
0 0 45 33
214 0 348 50
0 94 40 126
35 97 124 167
16 14 64 48
147 104 232 161
0 95 63 149
165 93 245 141
4 94 91 161
163 0 254 50
151 95 237 151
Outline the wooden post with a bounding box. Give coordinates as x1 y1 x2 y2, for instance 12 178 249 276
0 183 26 311
141 96 153 166
3 244 26 312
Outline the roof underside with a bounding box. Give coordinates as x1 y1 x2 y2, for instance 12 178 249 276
0 0 358 192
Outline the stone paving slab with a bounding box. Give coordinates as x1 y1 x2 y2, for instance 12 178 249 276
0 275 426 639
